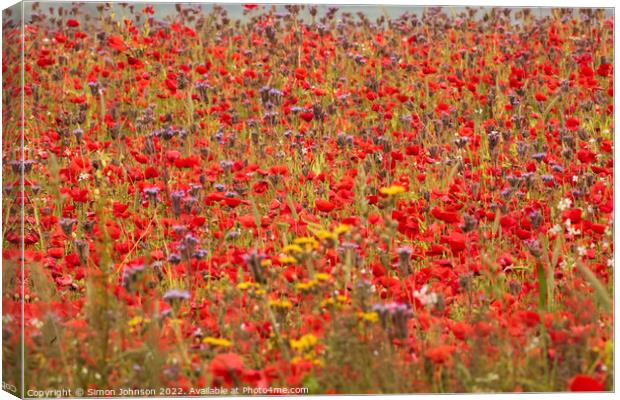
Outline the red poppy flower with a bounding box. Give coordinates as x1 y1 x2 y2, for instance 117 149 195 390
565 117 580 131
315 199 335 212
108 35 127 52
211 353 244 386
569 375 605 392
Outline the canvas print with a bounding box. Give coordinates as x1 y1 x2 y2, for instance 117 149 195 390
1 2 614 397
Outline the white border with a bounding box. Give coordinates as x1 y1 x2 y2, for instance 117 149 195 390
0 1 617 400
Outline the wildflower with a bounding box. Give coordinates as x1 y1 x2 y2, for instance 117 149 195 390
121 264 146 290
396 246 413 275
320 298 336 308
168 253 182 264
460 213 477 232
315 199 335 213
372 302 413 339
203 337 232 348
569 375 605 392
358 311 379 323
293 237 319 248
557 198 572 211
565 219 582 237
282 244 303 254
529 211 543 230
236 281 259 290
413 285 438 306
210 353 244 387
425 345 455 365
336 295 348 304
242 250 267 284
290 334 318 352
314 229 337 242
315 273 331 282
487 131 500 152
334 224 351 235
278 255 296 264
577 246 587 257
59 218 77 236
143 187 160 204
170 190 185 217
296 278 322 292
162 289 191 303
549 224 563 235
128 316 149 327
379 185 406 196
268 299 292 309
525 239 543 258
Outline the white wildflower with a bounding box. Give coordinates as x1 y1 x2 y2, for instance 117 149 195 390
557 198 572 211
413 285 438 306
30 318 44 329
548 224 562 235
567 225 581 237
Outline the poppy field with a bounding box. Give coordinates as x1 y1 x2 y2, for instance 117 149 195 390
1 3 615 396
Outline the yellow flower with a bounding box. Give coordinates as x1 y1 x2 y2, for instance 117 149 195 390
291 355 323 367
358 311 379 323
295 280 318 291
320 298 335 308
314 229 337 241
128 316 148 327
269 299 293 309
314 273 331 282
261 259 272 267
203 337 232 348
290 334 318 352
283 244 303 254
311 358 323 367
293 237 319 246
237 281 259 290
278 255 297 264
380 185 406 196
334 224 350 235
295 237 319 250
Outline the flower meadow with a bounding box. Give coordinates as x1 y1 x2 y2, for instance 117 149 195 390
1 3 615 396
